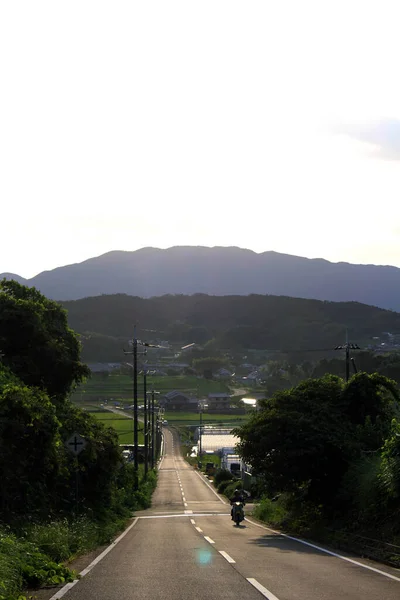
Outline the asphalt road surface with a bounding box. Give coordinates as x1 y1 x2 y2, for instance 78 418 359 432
54 428 400 600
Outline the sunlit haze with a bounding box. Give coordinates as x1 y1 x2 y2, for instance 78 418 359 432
1 1 400 278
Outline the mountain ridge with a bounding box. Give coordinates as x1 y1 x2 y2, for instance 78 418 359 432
1 246 400 311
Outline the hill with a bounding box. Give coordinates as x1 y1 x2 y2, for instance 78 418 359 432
61 293 400 363
2 246 400 310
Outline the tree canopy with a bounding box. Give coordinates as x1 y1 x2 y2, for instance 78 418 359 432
235 373 399 506
0 279 89 402
0 281 129 522
60 292 400 362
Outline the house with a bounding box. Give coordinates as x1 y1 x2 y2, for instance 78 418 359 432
207 392 232 411
162 390 198 411
214 368 234 380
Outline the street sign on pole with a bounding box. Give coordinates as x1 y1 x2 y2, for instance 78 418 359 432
65 433 87 456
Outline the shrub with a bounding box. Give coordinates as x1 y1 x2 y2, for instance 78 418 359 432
0 528 75 598
214 468 233 488
223 480 243 499
253 496 287 526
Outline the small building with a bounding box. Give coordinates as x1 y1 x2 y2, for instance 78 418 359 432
214 368 234 380
208 392 232 411
162 390 198 411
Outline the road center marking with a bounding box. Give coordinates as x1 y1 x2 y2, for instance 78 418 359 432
190 518 196 524
204 536 215 544
219 551 235 563
195 526 203 533
247 578 280 600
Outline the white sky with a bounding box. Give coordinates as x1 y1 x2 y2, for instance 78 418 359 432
1 1 400 278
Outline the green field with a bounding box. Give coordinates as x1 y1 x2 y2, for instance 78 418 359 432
90 410 144 444
164 411 248 427
71 374 231 405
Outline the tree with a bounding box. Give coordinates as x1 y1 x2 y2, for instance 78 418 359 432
192 356 229 377
0 280 89 403
235 373 398 506
0 378 61 519
236 376 346 503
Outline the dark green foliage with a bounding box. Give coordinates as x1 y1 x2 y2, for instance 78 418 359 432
0 383 61 520
217 479 235 494
236 373 398 508
236 372 400 557
0 529 76 598
61 293 400 361
213 468 233 488
0 280 89 402
379 419 400 502
0 282 159 599
223 480 243 499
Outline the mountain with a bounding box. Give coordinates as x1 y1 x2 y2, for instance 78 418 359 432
61 293 400 363
1 246 400 311
0 273 28 286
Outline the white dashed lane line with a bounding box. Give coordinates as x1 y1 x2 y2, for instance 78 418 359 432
246 578 280 600
195 527 203 533
204 536 215 544
219 551 236 564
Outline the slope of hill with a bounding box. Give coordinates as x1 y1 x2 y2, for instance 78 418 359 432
61 293 400 362
2 246 400 310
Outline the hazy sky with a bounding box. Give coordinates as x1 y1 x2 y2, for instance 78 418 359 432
1 1 400 278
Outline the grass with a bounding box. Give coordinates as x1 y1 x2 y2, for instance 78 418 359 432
71 374 231 403
165 412 248 427
90 411 144 444
0 528 76 599
0 467 158 599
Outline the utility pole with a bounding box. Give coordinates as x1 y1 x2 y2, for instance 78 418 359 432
124 332 162 485
335 333 360 382
133 327 138 482
151 389 155 469
123 326 140 488
198 400 206 468
143 367 148 476
150 389 160 469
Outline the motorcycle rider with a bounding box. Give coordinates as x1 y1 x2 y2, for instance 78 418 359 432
230 488 245 521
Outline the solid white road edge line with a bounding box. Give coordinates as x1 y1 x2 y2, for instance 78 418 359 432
204 536 215 544
245 517 400 583
193 469 227 504
219 551 236 564
49 517 139 600
247 578 280 600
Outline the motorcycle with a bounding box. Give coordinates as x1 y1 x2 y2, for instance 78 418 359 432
232 501 245 526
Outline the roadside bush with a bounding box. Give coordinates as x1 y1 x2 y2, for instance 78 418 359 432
253 496 287 526
0 528 76 598
214 468 233 488
223 480 243 499
217 479 233 494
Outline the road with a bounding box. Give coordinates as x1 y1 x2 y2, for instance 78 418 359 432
53 428 400 600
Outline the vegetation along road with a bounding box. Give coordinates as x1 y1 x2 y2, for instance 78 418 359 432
50 429 400 600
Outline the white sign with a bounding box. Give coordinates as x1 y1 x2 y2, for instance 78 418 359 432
65 432 87 456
